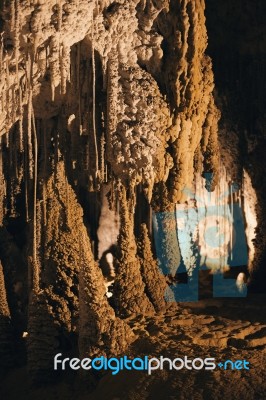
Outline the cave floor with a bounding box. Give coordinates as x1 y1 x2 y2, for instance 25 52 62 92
2 294 266 400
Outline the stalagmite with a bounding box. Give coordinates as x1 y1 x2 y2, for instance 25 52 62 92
113 182 155 317
79 226 135 359
137 223 167 311
27 290 59 384
153 206 181 277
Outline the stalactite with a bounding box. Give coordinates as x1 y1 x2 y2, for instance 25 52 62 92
23 186 29 225
77 43 82 134
7 128 17 218
0 32 3 73
18 86 23 152
91 9 99 180
14 0 20 85
49 34 60 102
31 109 39 291
5 60 10 130
60 43 70 95
100 132 105 182
27 88 33 180
0 138 5 226
42 120 48 180
107 177 116 211
9 179 16 218
106 53 118 162
11 86 15 124
201 96 220 191
42 183 47 227
57 0 63 33
40 120 48 226
102 56 107 91
10 0 15 32
14 125 19 182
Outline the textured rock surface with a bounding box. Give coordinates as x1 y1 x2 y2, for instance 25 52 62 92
27 162 134 380
113 183 155 317
0 0 219 199
27 290 59 383
4 296 265 399
79 222 135 359
137 223 167 312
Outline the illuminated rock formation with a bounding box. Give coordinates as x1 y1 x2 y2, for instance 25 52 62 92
113 182 155 317
137 223 167 312
27 162 134 381
0 0 262 386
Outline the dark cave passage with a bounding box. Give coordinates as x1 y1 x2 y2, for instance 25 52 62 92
205 0 266 291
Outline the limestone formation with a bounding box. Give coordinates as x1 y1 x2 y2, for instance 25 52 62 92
26 162 134 378
1 0 260 388
113 182 155 317
27 290 59 384
137 223 167 312
79 224 135 359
